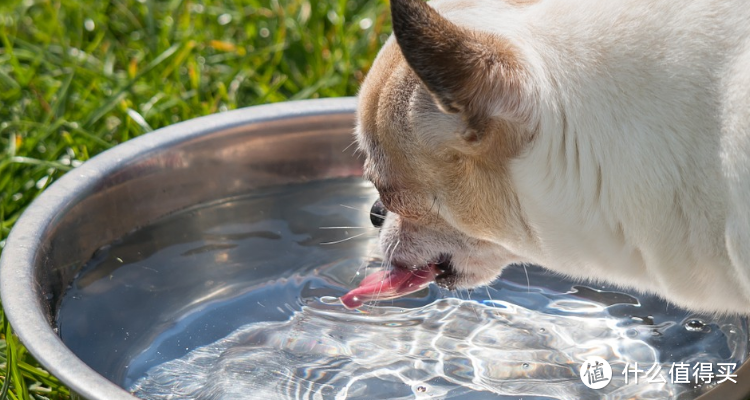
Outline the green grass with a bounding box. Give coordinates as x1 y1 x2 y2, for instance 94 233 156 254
0 0 389 397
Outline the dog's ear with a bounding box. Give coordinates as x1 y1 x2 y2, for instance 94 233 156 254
390 0 528 141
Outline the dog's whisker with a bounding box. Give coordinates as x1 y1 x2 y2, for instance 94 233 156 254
388 239 402 266
374 278 387 305
381 241 396 267
378 259 388 271
338 204 365 211
352 258 372 284
469 299 481 319
485 286 495 304
367 239 402 307
394 240 402 258
464 288 482 318
319 226 375 230
374 251 394 304
320 232 367 245
342 138 358 153
459 290 468 305
522 264 531 293
382 243 393 267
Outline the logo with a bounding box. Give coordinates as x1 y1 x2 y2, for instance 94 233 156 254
580 357 612 389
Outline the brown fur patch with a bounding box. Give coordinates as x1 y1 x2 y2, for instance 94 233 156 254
389 0 530 138
357 39 402 151
438 120 533 240
356 0 537 245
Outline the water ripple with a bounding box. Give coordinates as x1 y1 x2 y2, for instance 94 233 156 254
131 297 739 400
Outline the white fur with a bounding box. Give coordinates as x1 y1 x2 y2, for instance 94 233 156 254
508 0 750 313
363 0 750 314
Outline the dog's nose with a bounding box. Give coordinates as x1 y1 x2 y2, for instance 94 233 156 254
370 198 387 227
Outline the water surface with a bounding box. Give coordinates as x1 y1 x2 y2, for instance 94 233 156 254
57 177 748 400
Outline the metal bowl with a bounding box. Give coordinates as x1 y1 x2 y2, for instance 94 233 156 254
1 97 748 399
0 98 360 399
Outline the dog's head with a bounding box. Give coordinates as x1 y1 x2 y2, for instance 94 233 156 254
355 0 541 290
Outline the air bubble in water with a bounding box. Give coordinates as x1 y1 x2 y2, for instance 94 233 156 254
319 296 339 305
685 319 709 332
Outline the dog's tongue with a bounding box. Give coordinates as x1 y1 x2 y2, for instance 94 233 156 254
340 264 438 309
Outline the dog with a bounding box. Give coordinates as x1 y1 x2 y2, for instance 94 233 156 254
349 0 750 314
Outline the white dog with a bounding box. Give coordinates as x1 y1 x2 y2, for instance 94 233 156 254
343 0 750 314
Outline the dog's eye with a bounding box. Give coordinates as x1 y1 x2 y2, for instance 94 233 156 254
370 199 387 228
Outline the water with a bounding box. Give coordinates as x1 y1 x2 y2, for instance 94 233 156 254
56 177 749 400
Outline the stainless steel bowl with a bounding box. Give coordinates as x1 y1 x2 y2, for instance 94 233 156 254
0 98 361 399
1 97 748 399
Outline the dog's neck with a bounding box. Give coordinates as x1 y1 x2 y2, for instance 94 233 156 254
483 0 746 311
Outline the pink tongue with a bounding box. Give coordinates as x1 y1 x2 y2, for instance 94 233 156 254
340 264 439 309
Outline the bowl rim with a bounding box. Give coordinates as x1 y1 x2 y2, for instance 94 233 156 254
0 97 357 400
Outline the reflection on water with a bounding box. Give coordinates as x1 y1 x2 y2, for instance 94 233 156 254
56 178 748 400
